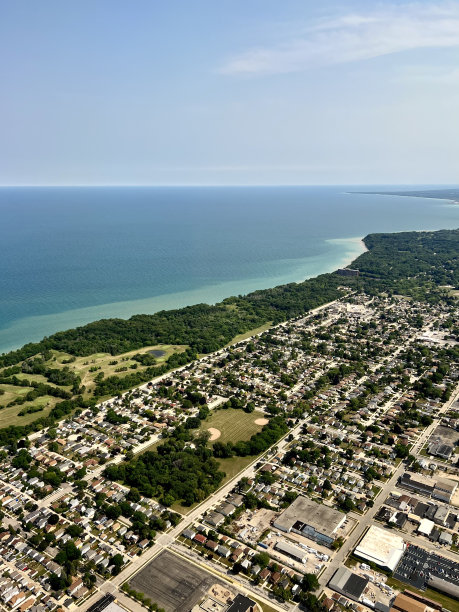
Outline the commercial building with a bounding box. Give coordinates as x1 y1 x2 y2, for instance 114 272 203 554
428 441 453 459
432 478 457 503
354 526 405 572
427 575 459 599
399 473 435 497
328 567 369 602
390 593 427 612
399 472 457 503
272 496 345 547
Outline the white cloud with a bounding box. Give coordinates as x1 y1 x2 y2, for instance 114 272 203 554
220 2 459 75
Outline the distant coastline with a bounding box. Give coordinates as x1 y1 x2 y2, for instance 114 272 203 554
1 185 458 354
0 235 366 354
350 188 459 205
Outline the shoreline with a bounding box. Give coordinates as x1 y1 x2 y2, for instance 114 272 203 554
349 190 459 206
0 236 367 354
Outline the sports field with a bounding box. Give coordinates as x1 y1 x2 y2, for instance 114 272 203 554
199 407 267 445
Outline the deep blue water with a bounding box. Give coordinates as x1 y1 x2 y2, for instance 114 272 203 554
0 185 458 353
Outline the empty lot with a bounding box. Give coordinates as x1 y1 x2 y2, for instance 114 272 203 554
129 550 225 612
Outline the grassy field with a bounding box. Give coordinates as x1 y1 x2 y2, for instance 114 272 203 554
225 321 273 347
0 396 58 428
217 455 257 485
199 407 266 446
386 576 459 611
0 344 187 424
52 343 186 396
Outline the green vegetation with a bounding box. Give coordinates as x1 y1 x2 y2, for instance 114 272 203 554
0 228 458 440
386 577 459 612
122 583 166 612
103 439 225 506
211 416 289 459
199 408 266 445
217 455 257 485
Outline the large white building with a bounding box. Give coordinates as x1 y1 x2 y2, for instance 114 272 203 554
354 525 405 572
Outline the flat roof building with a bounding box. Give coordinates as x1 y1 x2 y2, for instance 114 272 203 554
275 540 307 563
354 526 405 572
417 519 434 536
399 473 435 497
391 593 427 612
433 478 457 503
273 496 345 547
328 566 369 602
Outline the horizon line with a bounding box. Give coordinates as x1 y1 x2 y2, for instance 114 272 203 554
1 182 458 188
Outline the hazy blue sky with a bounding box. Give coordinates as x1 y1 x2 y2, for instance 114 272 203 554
1 0 459 185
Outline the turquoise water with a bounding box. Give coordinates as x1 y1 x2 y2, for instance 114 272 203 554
0 185 458 353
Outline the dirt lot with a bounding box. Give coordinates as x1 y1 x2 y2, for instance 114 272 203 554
129 550 227 612
232 508 277 544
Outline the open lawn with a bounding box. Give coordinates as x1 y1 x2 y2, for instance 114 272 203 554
52 344 186 396
0 383 33 406
199 407 266 446
226 321 273 347
0 344 187 406
0 396 57 428
217 455 257 485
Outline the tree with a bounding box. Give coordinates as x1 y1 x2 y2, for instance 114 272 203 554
65 525 84 538
252 552 270 568
12 449 32 469
83 572 96 588
302 573 320 592
47 513 59 525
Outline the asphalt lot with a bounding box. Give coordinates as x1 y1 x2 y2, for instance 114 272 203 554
129 550 226 612
393 544 459 591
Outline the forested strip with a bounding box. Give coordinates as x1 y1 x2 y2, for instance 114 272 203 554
1 228 458 365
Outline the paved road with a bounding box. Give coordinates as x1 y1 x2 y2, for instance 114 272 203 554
79 305 457 611
319 383 459 590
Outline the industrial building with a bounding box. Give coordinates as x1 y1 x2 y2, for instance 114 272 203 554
328 567 369 602
399 472 457 503
432 478 457 503
272 496 346 547
274 540 307 563
354 526 405 572
399 473 435 497
390 593 428 612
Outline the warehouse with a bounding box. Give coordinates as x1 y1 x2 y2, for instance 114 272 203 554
274 540 307 563
354 526 405 572
273 496 345 547
399 473 435 497
432 478 457 503
328 567 369 602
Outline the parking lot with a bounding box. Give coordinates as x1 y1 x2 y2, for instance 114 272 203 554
129 550 227 612
393 544 459 591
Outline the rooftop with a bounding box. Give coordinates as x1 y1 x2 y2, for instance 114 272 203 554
354 525 405 571
273 495 345 537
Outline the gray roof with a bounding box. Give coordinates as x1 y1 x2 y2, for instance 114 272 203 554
273 495 344 537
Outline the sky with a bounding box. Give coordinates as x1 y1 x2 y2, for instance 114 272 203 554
1 0 459 186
